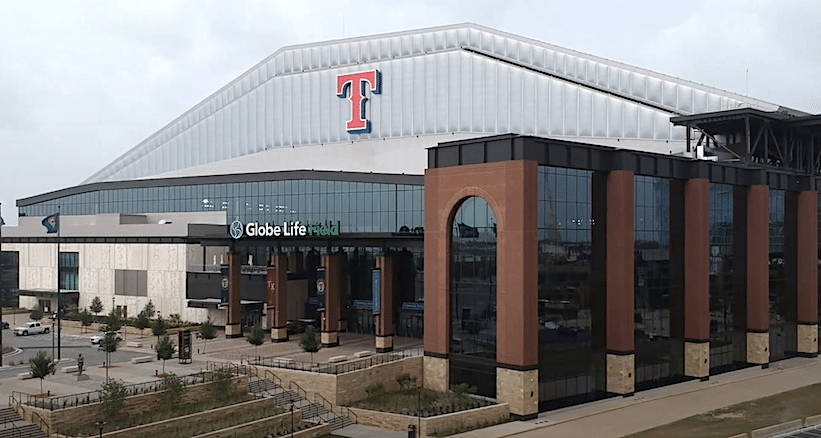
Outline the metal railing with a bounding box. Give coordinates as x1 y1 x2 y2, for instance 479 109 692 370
10 371 213 411
29 410 50 437
244 347 423 375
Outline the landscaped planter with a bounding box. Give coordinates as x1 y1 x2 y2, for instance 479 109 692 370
349 402 509 437
100 396 280 438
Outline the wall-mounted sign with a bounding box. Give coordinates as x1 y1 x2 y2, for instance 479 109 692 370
229 220 341 239
336 69 381 134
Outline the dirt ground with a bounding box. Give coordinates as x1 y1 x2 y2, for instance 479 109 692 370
625 382 821 438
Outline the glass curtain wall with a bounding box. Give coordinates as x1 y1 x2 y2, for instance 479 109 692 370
20 180 424 234
449 196 497 398
708 184 746 372
536 166 605 411
768 190 796 360
634 176 683 390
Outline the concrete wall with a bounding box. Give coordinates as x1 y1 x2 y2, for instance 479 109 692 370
349 402 509 436
6 242 213 324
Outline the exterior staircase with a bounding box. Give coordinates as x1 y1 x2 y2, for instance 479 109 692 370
0 407 47 438
247 376 353 430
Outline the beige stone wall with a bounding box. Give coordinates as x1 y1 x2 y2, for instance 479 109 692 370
747 332 769 364
349 403 509 436
336 356 422 405
606 354 634 394
194 419 329 438
496 368 537 417
321 331 338 345
376 335 393 350
17 376 247 432
269 356 423 406
684 341 709 378
269 368 338 405
798 324 818 355
423 356 448 392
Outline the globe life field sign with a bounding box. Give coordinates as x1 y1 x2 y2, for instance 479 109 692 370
230 220 341 239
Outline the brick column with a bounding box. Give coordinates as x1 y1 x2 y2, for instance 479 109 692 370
268 253 289 342
683 179 710 379
604 170 635 396
423 168 449 392
320 252 344 348
225 252 243 338
796 191 819 356
375 252 395 353
288 251 304 273
746 185 770 366
494 161 538 421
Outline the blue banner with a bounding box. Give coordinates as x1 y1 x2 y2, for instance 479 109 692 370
372 269 381 315
219 267 229 306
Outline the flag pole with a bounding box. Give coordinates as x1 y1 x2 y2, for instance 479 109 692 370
57 205 61 361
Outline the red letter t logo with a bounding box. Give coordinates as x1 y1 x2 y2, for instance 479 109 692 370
336 70 381 134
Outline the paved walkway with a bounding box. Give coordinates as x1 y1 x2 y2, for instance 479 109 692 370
451 356 821 437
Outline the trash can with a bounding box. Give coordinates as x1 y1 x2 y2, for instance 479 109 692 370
408 424 417 438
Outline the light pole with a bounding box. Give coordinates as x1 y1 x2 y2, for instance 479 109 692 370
290 404 294 438
95 420 106 438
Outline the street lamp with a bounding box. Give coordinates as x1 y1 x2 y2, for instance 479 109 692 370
95 420 106 438
290 404 294 438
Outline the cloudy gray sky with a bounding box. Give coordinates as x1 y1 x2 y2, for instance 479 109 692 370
1 0 819 225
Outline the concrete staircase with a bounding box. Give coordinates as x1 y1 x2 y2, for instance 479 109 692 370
248 377 353 430
0 407 47 438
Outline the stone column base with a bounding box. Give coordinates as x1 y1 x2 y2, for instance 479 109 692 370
798 324 818 357
225 323 242 338
496 367 538 420
375 335 393 353
606 353 635 395
271 327 288 343
321 331 339 348
684 341 710 379
746 331 769 365
423 355 448 392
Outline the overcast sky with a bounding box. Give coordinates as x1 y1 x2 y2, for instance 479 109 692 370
1 0 819 225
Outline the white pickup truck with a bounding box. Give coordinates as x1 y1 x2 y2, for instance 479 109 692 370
13 321 50 336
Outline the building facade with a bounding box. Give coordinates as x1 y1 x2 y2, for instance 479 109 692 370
2 24 820 419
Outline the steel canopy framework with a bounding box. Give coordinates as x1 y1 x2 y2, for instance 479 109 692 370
673 109 821 174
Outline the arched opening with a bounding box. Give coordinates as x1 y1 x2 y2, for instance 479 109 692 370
448 196 497 397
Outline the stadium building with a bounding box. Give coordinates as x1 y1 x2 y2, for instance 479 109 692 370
2 24 821 418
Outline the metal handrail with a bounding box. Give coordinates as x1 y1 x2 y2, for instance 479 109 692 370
14 370 212 411
250 347 423 374
341 405 358 424
288 381 308 401
30 410 50 436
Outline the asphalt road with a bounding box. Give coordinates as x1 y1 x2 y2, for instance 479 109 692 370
0 326 145 378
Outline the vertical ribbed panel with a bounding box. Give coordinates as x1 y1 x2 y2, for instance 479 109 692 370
85 24 778 184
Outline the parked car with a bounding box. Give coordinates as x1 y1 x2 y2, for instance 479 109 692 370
13 321 49 336
90 331 123 345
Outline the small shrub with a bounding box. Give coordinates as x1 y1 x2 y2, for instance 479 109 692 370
99 378 127 419
451 382 477 396
365 382 386 398
396 373 418 390
160 372 185 410
209 367 234 400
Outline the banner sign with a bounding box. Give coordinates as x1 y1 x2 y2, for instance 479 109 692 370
372 268 381 315
219 267 229 306
402 302 424 312
353 299 373 310
316 268 326 311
